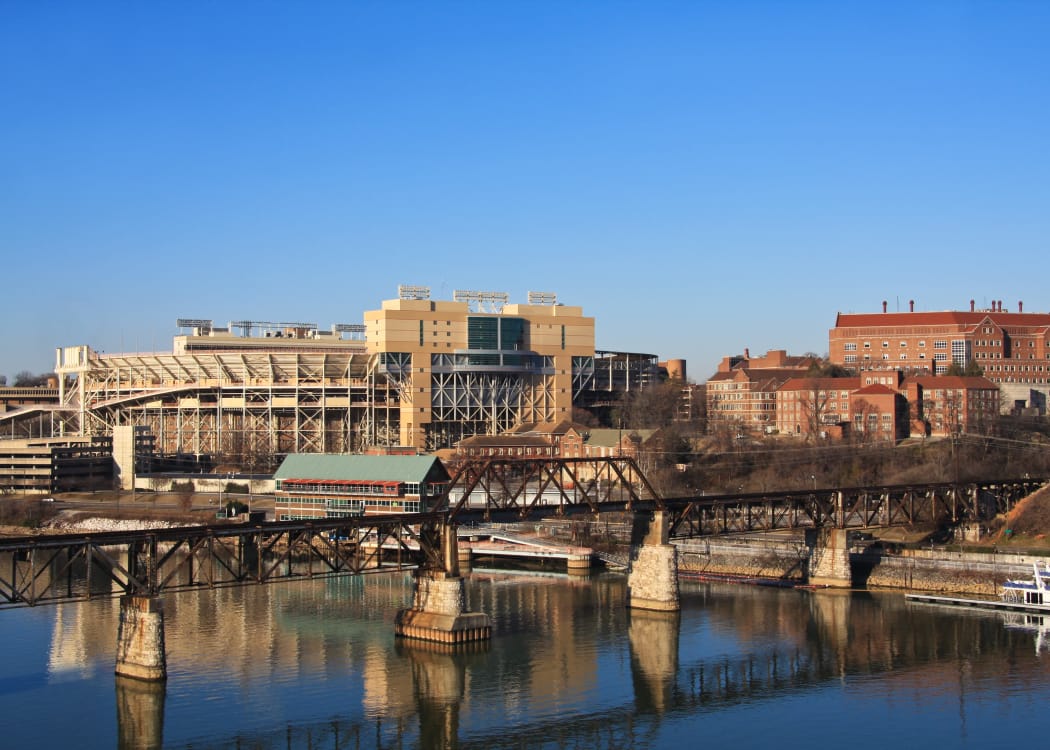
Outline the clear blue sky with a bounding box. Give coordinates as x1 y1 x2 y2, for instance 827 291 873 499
3 2 1048 382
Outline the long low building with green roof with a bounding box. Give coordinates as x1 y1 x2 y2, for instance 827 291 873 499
273 454 451 520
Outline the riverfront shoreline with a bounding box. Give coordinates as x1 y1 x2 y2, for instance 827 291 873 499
5 505 1049 598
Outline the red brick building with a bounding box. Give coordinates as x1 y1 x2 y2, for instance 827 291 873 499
707 349 819 434
776 377 861 437
774 377 909 441
772 372 996 441
829 300 1050 384
849 384 909 441
901 376 1000 437
457 421 586 459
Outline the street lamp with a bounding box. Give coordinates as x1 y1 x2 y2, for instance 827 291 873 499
810 474 816 490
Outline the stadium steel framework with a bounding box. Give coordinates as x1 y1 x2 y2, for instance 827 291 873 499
53 326 400 464
45 293 662 464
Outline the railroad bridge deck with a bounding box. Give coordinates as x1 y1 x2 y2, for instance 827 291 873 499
0 456 1041 609
1 456 1043 679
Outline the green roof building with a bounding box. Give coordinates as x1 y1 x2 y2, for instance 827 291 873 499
274 454 450 520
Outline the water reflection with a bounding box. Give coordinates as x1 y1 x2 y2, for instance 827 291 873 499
1000 611 1050 654
115 676 165 750
18 571 1050 749
397 641 475 749
628 610 679 713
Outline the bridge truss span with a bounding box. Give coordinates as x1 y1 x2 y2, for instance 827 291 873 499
0 464 1045 611
0 515 430 608
666 478 1047 539
440 456 664 521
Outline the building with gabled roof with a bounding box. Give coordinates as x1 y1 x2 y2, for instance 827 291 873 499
273 453 450 519
849 383 908 441
775 375 909 441
582 428 655 459
775 377 862 437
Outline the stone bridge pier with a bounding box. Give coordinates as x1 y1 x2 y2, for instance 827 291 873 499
395 523 492 644
115 595 167 681
627 511 680 612
806 528 852 587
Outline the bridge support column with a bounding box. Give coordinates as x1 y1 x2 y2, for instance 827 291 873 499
457 543 472 572
627 511 680 612
395 525 492 644
807 528 852 587
566 552 592 575
115 595 167 681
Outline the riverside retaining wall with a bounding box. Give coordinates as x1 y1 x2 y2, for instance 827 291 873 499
532 518 1050 595
675 537 809 580
860 548 1050 596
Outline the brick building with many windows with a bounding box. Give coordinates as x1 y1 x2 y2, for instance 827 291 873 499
771 372 996 442
829 300 1050 415
901 376 1001 437
775 377 909 442
829 301 1050 383
706 349 819 434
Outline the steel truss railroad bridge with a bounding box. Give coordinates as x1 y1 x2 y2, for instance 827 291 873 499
0 456 1044 609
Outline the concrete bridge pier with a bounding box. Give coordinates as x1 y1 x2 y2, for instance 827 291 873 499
395 524 492 644
806 528 852 587
627 511 680 612
115 595 167 681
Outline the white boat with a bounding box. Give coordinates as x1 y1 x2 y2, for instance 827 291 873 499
1000 563 1050 609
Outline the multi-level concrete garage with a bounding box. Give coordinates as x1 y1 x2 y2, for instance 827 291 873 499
52 287 662 464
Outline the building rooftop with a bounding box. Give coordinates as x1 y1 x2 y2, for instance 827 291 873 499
834 310 1050 329
274 454 445 483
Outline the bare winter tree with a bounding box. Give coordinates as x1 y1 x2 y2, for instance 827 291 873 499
617 380 684 430
851 398 878 443
13 371 54 387
799 380 832 441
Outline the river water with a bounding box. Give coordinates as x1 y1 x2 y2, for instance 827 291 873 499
2 569 1049 749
